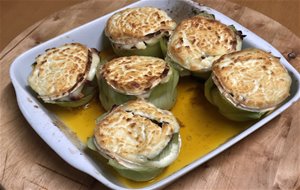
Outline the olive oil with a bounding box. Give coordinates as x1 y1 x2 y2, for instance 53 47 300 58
47 77 252 188
47 98 105 143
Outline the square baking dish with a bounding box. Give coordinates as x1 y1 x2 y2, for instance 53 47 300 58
9 0 300 189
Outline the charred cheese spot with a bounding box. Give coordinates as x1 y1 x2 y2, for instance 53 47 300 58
212 48 292 111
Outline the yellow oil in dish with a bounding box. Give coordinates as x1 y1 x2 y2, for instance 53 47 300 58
47 98 105 143
47 77 253 189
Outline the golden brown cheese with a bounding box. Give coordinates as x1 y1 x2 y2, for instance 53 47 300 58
100 56 170 95
105 7 176 45
28 43 92 101
94 100 179 165
212 48 292 111
168 15 242 72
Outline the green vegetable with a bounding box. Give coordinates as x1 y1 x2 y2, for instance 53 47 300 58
198 12 215 19
87 133 180 181
191 70 211 79
204 76 265 121
228 24 246 40
228 25 238 32
165 55 211 79
108 158 164 181
98 78 135 111
111 40 164 58
165 55 191 77
49 80 97 108
87 137 97 151
160 37 168 58
98 65 179 111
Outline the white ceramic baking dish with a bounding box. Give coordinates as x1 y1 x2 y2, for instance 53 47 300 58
10 0 300 189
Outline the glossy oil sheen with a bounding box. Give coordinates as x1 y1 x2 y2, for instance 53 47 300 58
47 76 252 188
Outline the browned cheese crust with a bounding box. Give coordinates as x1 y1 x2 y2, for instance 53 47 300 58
94 100 180 163
168 15 241 72
105 7 176 45
100 56 169 95
212 48 292 111
28 43 92 101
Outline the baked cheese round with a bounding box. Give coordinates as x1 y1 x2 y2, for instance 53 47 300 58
168 14 242 73
28 43 96 101
94 100 180 165
105 7 176 45
212 48 292 111
100 56 170 95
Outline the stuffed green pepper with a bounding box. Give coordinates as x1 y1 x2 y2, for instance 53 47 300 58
205 48 292 121
28 43 100 107
105 7 176 58
87 100 181 181
166 12 243 78
97 56 179 111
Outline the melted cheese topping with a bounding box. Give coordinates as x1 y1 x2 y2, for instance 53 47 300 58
105 7 176 45
94 100 180 165
56 50 100 102
100 56 169 95
28 43 94 101
168 15 242 72
212 48 292 111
